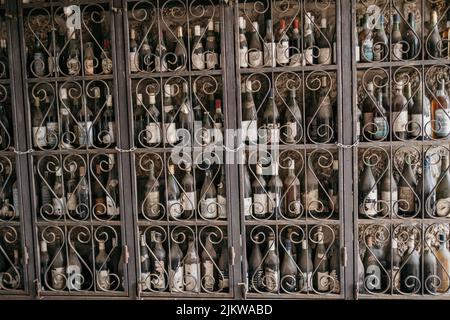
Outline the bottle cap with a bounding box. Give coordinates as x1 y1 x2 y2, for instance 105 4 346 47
149 93 156 105
208 20 214 30
164 84 172 96
60 88 68 100
106 94 113 106
194 25 201 36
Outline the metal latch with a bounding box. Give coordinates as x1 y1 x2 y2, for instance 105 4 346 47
229 246 235 266
341 246 348 267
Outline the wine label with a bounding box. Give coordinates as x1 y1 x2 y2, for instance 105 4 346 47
266 125 280 144
253 193 268 217
285 122 298 143
200 197 217 219
33 53 46 76
365 265 381 290
67 265 82 290
103 122 116 144
435 109 450 137
399 186 415 213
251 269 263 291
242 120 258 144
206 52 219 69
361 38 374 61
243 197 252 217
360 188 377 216
51 267 66 290
392 43 403 61
268 192 280 213
168 199 182 219
97 270 110 290
218 195 226 219
318 48 332 65
152 260 166 290
373 116 388 140
304 48 314 65
141 272 151 291
129 52 139 72
317 271 330 291
330 269 340 293
164 123 177 144
289 52 304 67
248 50 263 68
181 191 196 211
393 111 408 133
304 189 319 212
263 42 276 67
264 267 279 292
106 196 119 216
146 123 161 144
67 192 77 212
373 43 384 61
33 126 47 148
78 121 93 146
185 262 200 292
192 52 205 71
144 191 160 218
46 121 59 147
52 197 66 216
276 41 290 65
67 57 80 75
170 266 184 292
203 260 215 291
102 57 113 74
84 58 94 75
239 47 248 68
436 197 450 217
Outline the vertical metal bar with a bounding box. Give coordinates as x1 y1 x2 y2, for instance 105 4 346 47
340 0 355 301
113 0 136 300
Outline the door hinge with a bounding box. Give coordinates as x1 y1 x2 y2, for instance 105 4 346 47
24 245 29 265
229 246 235 266
237 282 247 299
341 246 348 267
123 244 129 264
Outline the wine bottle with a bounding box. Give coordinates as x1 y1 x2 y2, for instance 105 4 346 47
45 102 58 149
242 80 258 144
317 17 332 65
316 76 333 143
427 10 442 59
359 160 377 217
372 15 388 61
0 103 11 150
167 163 182 220
304 160 320 216
200 169 217 220
178 82 193 142
40 170 52 215
192 25 205 71
95 240 110 291
105 155 119 217
47 29 60 75
146 92 162 146
38 240 50 291
379 162 397 218
100 95 115 146
67 245 82 291
276 19 289 66
51 237 66 290
169 235 184 292
77 95 94 148
155 31 168 72
140 234 151 291
298 239 313 292
281 239 297 293
59 88 73 149
184 236 200 293
329 242 340 293
289 17 302 67
142 162 160 219
405 12 419 60
32 36 46 77
392 81 408 140
283 158 301 219
432 79 450 139
262 89 280 145
249 234 263 292
391 14 402 61
358 14 373 62
180 163 195 220
304 13 315 65
202 111 213 146
264 19 276 67
93 163 106 216
218 237 229 291
248 21 263 68
52 166 66 216
77 166 89 219
252 161 267 219
435 233 450 293
66 28 81 76
410 85 431 139
436 154 450 217
314 226 329 292
32 97 47 148
398 156 417 217
361 82 377 141
423 155 436 218
424 238 437 294
101 38 113 75
239 17 248 68
66 166 77 218
264 231 279 293
201 232 217 291
139 25 152 72
217 166 226 220
163 84 178 145
151 232 166 291
83 42 95 75
129 28 139 73
400 235 420 293
363 234 381 292
204 20 218 70
386 238 401 292
268 161 282 219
